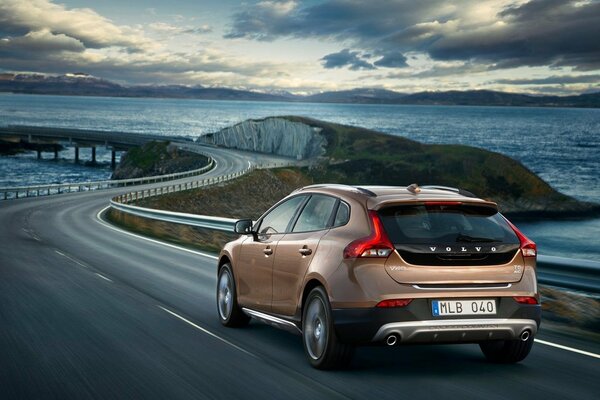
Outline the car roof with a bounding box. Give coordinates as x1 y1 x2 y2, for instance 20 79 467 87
293 184 498 209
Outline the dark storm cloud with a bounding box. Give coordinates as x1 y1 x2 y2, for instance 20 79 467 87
226 0 600 72
320 49 375 70
373 52 408 68
225 0 448 40
428 0 600 70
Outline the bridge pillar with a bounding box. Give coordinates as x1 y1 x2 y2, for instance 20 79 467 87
54 145 59 160
37 149 41 160
75 146 79 163
91 146 96 164
111 150 116 169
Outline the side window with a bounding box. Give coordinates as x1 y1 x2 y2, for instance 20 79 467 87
333 201 350 227
292 195 337 233
258 196 306 234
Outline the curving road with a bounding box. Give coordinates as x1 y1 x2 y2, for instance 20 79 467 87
1 145 598 399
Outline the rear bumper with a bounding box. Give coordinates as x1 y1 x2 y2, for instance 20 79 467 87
332 298 541 345
372 318 537 343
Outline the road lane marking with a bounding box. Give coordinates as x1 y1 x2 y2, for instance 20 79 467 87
158 306 256 358
95 273 113 282
54 250 90 269
96 206 218 260
535 339 600 359
23 228 41 241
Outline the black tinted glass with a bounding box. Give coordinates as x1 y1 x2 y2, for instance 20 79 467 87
379 204 518 245
333 202 350 227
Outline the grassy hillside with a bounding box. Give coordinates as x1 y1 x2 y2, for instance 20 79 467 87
135 168 311 220
112 141 209 180
282 116 596 217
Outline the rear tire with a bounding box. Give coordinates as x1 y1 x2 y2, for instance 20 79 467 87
479 335 534 363
217 264 250 328
302 286 354 370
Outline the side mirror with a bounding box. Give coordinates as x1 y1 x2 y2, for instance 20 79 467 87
234 219 254 235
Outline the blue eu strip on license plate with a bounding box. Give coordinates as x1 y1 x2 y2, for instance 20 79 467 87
432 300 440 316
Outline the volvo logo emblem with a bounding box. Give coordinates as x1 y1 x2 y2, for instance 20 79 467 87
427 245 500 253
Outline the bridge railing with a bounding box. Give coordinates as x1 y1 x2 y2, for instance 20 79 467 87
0 125 193 146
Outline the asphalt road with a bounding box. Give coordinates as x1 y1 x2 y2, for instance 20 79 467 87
1 146 598 399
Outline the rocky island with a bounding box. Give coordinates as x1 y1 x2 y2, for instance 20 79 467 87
195 116 598 219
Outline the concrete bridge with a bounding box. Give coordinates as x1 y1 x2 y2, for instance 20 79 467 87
0 125 192 168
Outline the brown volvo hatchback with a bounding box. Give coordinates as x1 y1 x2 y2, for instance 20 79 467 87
217 184 541 369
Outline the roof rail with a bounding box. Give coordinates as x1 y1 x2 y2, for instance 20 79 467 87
297 184 376 197
420 185 477 198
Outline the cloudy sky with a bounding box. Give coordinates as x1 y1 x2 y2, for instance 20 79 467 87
1 0 599 94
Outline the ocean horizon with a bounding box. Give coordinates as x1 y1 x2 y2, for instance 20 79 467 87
1 93 599 260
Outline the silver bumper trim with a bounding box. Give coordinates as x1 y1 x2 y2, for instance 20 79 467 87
372 318 538 343
411 283 512 290
242 307 301 334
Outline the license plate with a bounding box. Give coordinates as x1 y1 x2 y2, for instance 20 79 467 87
432 299 496 316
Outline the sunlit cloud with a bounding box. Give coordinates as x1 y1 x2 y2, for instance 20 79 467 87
0 0 598 94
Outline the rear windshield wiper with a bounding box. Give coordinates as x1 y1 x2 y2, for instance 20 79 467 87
456 234 499 243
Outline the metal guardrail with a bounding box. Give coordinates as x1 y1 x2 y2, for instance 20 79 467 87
537 255 600 294
109 161 294 205
0 156 215 200
111 164 253 209
110 190 600 294
110 202 238 232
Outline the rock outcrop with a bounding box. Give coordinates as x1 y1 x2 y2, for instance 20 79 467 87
201 117 326 159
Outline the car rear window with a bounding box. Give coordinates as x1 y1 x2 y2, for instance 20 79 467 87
378 203 518 245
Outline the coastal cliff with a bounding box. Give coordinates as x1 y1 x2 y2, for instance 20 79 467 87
200 117 327 159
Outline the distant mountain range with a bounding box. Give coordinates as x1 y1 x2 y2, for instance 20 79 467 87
1 73 598 108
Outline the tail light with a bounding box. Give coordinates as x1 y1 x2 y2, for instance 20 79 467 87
504 217 537 258
343 210 394 259
513 296 538 305
376 299 413 308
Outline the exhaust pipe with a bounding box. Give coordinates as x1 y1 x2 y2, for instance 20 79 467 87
386 334 399 346
520 330 531 342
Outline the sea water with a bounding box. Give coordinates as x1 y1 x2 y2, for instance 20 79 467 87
1 93 598 259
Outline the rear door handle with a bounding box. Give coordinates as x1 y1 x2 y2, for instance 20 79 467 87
299 247 312 256
263 247 273 256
